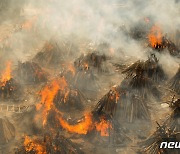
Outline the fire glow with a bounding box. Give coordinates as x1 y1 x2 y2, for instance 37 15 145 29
1 61 12 86
148 25 162 48
24 136 46 154
36 77 67 126
59 113 112 136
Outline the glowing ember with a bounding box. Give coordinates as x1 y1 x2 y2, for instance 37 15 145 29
148 25 162 48
1 61 12 86
95 118 112 136
24 136 46 154
83 63 89 70
59 113 93 134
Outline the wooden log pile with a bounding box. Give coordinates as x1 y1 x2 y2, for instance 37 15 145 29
54 88 85 111
15 61 48 84
122 54 167 84
74 52 108 73
118 93 151 123
92 86 119 117
139 122 180 154
113 54 164 122
92 86 131 145
33 41 65 68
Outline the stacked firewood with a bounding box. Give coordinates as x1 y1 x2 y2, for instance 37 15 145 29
54 88 85 111
140 122 180 154
16 61 48 84
113 54 166 122
74 52 108 73
33 41 65 67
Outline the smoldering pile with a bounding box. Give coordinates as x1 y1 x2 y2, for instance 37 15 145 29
15 61 48 84
0 2 179 153
33 41 65 68
0 78 21 100
112 54 167 122
74 52 108 73
0 62 22 100
54 87 85 111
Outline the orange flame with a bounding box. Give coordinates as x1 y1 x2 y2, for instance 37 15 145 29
95 118 112 136
59 113 93 134
1 61 12 86
24 136 46 154
59 113 112 136
148 25 162 48
36 77 67 126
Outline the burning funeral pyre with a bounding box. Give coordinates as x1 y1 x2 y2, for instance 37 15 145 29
16 133 84 154
33 41 67 68
0 2 179 153
0 61 21 100
92 86 131 144
148 25 180 57
111 54 166 122
74 52 108 73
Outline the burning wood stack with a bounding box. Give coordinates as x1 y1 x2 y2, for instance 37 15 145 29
16 134 84 154
74 52 108 73
15 61 48 84
148 25 180 56
0 61 21 99
113 54 166 122
92 86 131 145
54 87 85 111
140 122 180 154
121 54 164 98
33 41 65 68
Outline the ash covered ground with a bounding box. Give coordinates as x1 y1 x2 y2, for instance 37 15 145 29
0 0 179 154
